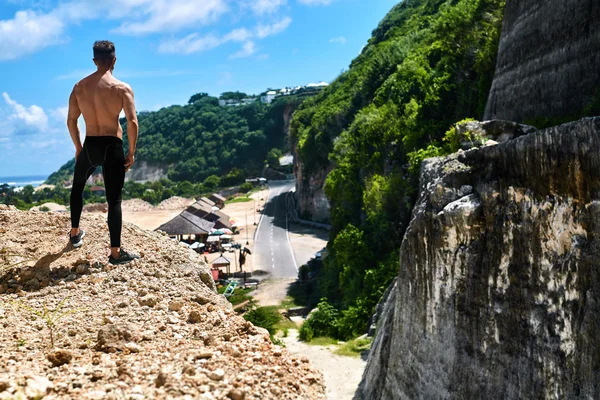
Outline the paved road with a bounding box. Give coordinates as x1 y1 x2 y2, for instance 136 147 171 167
254 180 298 278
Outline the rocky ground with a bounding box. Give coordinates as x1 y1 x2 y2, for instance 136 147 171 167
0 205 325 399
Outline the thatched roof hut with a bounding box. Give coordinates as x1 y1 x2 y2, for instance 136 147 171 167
209 193 226 208
155 211 215 236
212 255 232 275
186 201 232 230
199 197 216 207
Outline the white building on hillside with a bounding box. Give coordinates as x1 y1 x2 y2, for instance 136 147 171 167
261 91 278 104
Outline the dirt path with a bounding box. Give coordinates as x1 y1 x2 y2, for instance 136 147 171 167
282 329 366 400
252 278 296 306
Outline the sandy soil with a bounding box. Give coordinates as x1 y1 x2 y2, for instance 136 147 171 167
83 189 271 272
282 329 366 400
252 278 296 307
287 224 329 268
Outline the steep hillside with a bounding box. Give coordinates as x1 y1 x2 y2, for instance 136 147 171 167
291 0 506 336
358 117 600 399
484 0 600 124
0 206 325 399
46 94 299 186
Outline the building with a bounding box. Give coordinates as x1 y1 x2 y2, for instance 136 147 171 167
90 186 106 196
199 197 216 207
186 201 231 230
155 211 215 242
261 91 278 104
218 97 258 107
209 193 226 209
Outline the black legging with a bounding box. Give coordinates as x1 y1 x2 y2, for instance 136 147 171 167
70 136 125 248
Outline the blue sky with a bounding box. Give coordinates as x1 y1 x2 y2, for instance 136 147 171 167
0 0 398 177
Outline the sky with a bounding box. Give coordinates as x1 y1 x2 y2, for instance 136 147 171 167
0 0 398 177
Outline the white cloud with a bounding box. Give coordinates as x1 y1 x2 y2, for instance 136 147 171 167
223 28 253 43
230 41 257 59
110 0 229 35
2 92 48 131
297 0 334 5
50 106 68 122
160 17 292 56
1 0 292 61
256 17 292 39
329 36 346 44
159 33 222 55
246 0 287 15
0 10 64 61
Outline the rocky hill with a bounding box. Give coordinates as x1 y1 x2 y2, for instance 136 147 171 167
485 0 600 123
357 118 600 399
0 206 325 399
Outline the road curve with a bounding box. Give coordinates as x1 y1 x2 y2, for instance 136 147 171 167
254 180 298 278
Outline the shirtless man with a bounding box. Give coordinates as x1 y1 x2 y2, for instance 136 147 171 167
67 40 140 265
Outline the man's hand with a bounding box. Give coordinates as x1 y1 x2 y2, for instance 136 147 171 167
125 152 135 172
75 146 83 159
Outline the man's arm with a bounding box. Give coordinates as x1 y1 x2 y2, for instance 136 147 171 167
122 84 138 172
67 86 83 158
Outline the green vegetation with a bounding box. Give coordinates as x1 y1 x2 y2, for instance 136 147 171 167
291 0 506 338
298 298 339 341
225 196 252 204
334 336 373 358
304 336 338 346
218 286 255 306
243 304 283 336
46 94 301 187
13 296 83 348
1 177 230 209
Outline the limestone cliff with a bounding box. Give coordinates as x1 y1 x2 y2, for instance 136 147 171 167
292 141 331 223
484 0 600 122
357 117 600 399
125 161 169 183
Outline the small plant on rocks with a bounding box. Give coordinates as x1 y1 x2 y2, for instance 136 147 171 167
0 247 33 274
13 296 83 348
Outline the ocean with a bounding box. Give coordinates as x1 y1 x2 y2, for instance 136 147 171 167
0 175 48 188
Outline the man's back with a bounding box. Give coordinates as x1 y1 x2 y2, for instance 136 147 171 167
74 71 128 138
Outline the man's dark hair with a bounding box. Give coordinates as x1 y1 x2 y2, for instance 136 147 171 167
93 40 115 66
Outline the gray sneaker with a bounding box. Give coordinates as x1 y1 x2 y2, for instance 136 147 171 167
70 229 85 248
109 249 140 265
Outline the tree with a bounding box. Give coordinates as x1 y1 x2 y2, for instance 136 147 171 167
203 175 221 191
265 148 282 168
220 91 248 101
188 92 209 104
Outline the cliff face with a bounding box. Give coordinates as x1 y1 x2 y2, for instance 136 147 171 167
357 118 600 399
292 141 331 223
125 161 169 183
484 0 600 122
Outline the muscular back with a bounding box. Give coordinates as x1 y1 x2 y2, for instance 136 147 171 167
71 72 132 138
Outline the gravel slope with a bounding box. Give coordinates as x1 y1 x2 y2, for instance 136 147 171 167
0 205 325 399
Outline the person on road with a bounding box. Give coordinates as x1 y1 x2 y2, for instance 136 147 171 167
67 40 140 265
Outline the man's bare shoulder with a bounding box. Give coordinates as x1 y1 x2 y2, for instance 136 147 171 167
111 80 133 96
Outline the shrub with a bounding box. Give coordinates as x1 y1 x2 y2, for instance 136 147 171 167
243 306 281 335
38 206 51 212
203 175 221 191
443 118 477 153
299 298 339 341
239 182 253 193
298 323 314 342
406 144 446 175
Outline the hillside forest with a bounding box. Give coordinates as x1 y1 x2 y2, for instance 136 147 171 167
2 94 299 209
292 0 508 340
